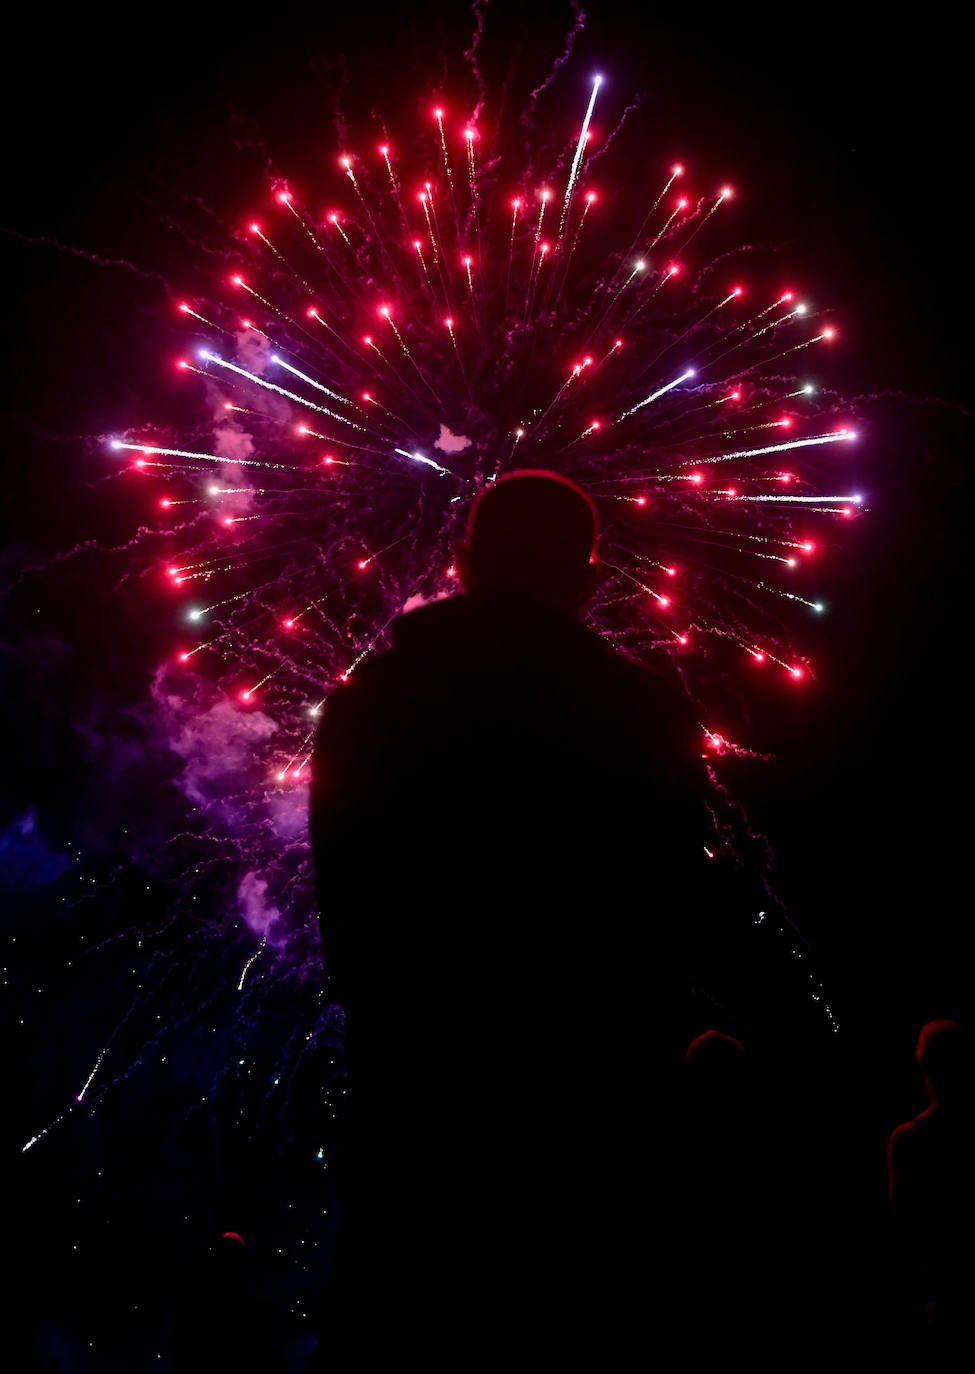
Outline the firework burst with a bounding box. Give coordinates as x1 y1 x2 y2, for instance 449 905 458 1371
117 71 859 787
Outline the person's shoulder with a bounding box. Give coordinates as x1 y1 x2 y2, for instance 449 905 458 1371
596 636 699 721
312 601 450 745
312 660 384 746
316 620 410 715
585 623 680 683
338 597 467 691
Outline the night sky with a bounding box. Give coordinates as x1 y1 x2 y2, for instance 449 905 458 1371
3 6 972 1368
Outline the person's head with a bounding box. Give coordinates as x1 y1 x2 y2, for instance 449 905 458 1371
915 1019 969 1106
457 469 599 616
683 1030 748 1114
685 1028 744 1062
684 1029 745 1078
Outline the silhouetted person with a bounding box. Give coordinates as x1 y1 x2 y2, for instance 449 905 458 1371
171 1230 284 1372
673 1025 859 1357
309 469 720 1357
887 1018 974 1355
673 1031 777 1347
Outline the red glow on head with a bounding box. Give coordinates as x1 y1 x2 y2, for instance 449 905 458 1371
726 488 737 499
657 596 670 609
614 339 623 350
677 634 689 646
789 667 804 680
178 652 190 662
241 690 252 700
307 306 318 318
464 127 476 142
822 327 836 340
667 263 680 277
363 335 372 346
231 275 243 286
134 459 146 469
224 402 234 411
223 517 234 527
778 472 793 483
278 191 291 204
634 496 647 507
178 302 190 313
379 305 390 318
328 213 339 223
176 360 189 370
587 192 597 204
379 144 389 156
276 771 287 782
433 107 444 119
677 197 688 209
664 566 676 577
512 197 521 210
282 619 295 629
357 559 369 571
446 564 457 578
241 319 252 330
841 506 853 517
732 286 743 297
802 541 814 553
752 651 766 663
672 163 684 176
778 417 792 428
340 156 351 169
323 456 335 466
689 473 703 485
413 239 422 251
590 419 600 430
730 390 741 401
339 672 350 683
779 290 793 303
296 424 308 434
463 254 472 266
160 499 171 508
248 222 260 233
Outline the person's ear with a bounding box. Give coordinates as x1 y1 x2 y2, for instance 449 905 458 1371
456 542 474 592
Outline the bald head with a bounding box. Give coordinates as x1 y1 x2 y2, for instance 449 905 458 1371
458 470 599 615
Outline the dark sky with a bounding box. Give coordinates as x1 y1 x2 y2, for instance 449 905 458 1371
2 5 973 1366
